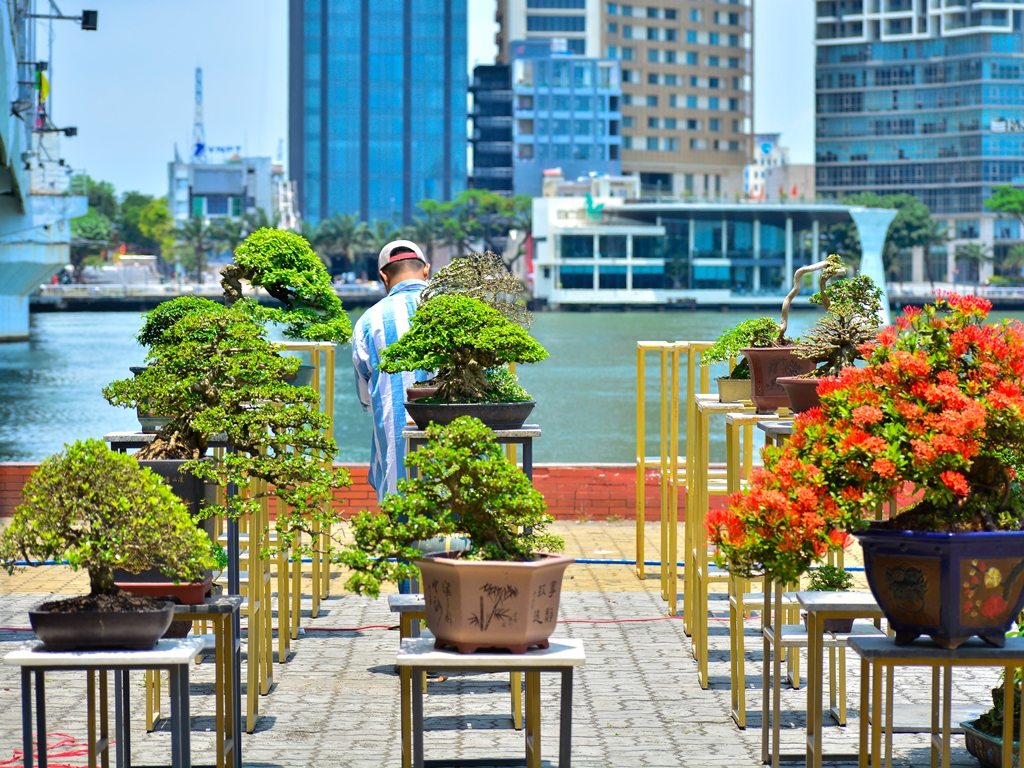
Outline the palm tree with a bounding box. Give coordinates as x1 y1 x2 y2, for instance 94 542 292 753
317 213 370 273
1000 244 1024 280
172 216 217 284
403 216 443 265
211 218 246 260
366 219 401 259
243 207 281 233
955 242 993 287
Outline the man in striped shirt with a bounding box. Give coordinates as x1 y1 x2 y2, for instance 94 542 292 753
352 240 430 503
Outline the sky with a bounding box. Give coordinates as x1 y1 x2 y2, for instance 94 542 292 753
52 0 814 198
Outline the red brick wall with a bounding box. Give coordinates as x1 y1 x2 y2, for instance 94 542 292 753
0 461 717 522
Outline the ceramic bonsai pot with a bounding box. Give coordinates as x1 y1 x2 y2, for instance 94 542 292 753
802 614 855 634
740 347 815 413
777 376 822 414
284 365 316 387
962 719 1018 768
716 377 752 404
416 552 574 653
406 385 439 403
29 601 175 651
405 401 536 431
856 528 1024 649
130 365 173 433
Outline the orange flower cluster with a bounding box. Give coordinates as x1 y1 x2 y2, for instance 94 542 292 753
708 294 1024 583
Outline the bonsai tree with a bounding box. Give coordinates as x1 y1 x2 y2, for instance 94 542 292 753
806 564 854 592
0 439 214 600
379 294 548 403
775 255 850 346
793 254 883 377
104 299 349 553
419 250 533 328
702 317 782 379
222 227 352 344
337 416 564 597
708 294 1024 584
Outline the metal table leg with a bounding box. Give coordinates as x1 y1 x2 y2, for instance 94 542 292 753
21 669 33 768
559 668 573 768
169 664 192 768
412 666 424 768
114 670 130 768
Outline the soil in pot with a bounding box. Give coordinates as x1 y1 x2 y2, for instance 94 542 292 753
30 592 175 651
777 376 822 414
741 346 816 413
716 377 752 404
417 551 574 653
405 401 536 431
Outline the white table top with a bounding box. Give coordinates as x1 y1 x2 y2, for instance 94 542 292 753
796 590 882 615
387 594 426 613
4 637 204 668
397 637 585 669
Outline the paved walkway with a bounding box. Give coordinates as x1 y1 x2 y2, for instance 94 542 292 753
0 522 997 767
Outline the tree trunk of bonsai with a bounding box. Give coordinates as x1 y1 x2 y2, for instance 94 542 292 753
89 565 118 596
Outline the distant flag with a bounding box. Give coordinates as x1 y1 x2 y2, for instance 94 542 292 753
36 71 49 102
791 184 798 197
779 185 785 197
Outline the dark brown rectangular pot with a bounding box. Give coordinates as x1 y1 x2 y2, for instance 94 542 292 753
29 602 175 651
740 346 816 413
416 552 574 653
405 401 536 431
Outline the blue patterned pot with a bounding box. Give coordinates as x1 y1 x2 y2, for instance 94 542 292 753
856 528 1024 649
962 719 1019 768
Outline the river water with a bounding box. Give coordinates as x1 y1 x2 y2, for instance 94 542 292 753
2 306 1005 465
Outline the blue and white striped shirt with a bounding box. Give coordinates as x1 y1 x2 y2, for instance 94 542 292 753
352 279 429 503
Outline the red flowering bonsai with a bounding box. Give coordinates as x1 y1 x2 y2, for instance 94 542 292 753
708 294 1024 584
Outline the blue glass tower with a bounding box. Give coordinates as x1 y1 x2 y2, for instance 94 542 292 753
289 0 467 225
814 2 1024 268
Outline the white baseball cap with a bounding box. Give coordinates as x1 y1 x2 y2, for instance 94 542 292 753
378 239 427 271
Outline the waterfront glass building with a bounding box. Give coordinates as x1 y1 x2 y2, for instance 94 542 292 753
288 0 468 225
532 197 860 307
814 1 1024 273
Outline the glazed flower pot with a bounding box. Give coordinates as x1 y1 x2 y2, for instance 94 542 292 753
802 613 855 635
962 719 1019 768
856 528 1024 649
406 385 439 403
777 376 823 414
416 551 575 653
740 347 816 413
283 365 316 387
716 377 752 404
29 600 175 651
405 401 536 431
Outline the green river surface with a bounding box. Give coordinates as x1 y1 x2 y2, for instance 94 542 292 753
4 307 1019 465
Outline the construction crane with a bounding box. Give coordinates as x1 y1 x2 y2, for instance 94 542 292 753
191 67 206 164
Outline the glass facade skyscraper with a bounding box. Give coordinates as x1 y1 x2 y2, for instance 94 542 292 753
289 0 467 225
815 2 1024 251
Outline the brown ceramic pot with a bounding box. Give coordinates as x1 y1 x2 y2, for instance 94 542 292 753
777 376 823 414
740 347 816 413
416 551 575 653
716 377 752 404
405 385 438 403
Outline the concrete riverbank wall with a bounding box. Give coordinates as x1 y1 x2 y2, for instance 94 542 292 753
0 462 725 522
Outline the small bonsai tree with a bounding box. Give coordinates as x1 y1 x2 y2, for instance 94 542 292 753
222 227 352 344
806 564 854 592
775 254 850 345
703 317 782 379
419 250 533 328
379 294 548 403
337 416 564 597
104 301 349 552
795 256 883 377
0 439 214 597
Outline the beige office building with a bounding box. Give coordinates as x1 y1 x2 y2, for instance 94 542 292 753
496 0 753 198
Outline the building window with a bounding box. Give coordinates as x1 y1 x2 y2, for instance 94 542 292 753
665 28 677 41
690 9 702 22
728 98 739 111
558 265 594 289
561 235 593 259
573 143 592 159
568 38 586 54
647 72 659 84
733 76 740 89
610 144 620 159
669 94 677 107
729 12 739 24
622 47 635 60
664 117 677 129
727 140 740 151
598 64 614 88
553 94 571 110
686 30 697 43
665 137 679 151
664 74 677 85
646 6 658 18
731 118 740 132
713 11 721 23
599 265 627 289
623 24 633 37
690 138 707 149
633 236 663 258
647 137 659 150
709 96 719 109
690 76 698 86
574 94 592 110
623 136 633 148
573 119 593 135
608 2 617 13
646 95 658 106
623 93 633 104
728 33 739 46
621 68 634 83
552 119 570 134
518 119 534 135
599 235 628 258
686 51 698 65
709 77 719 88
537 94 550 110
527 0 586 6
665 9 676 20
608 22 618 33
527 15 586 32
647 27 658 40
607 45 617 57
957 219 980 239
622 116 634 127
665 50 676 63
632 264 664 289
686 119 701 130
728 57 739 68
709 118 720 131
621 4 632 15
648 49 659 62
687 95 697 108
709 56 720 67
647 116 659 128
518 144 534 159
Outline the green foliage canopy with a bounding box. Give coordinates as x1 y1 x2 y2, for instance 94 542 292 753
223 228 352 344
337 417 563 597
0 439 214 596
379 295 548 402
702 317 781 379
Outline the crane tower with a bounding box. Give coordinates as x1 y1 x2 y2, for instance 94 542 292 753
191 67 206 164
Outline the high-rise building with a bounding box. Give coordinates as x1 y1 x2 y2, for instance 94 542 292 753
815 1 1024 280
469 64 514 195
495 0 753 198
288 0 468 225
